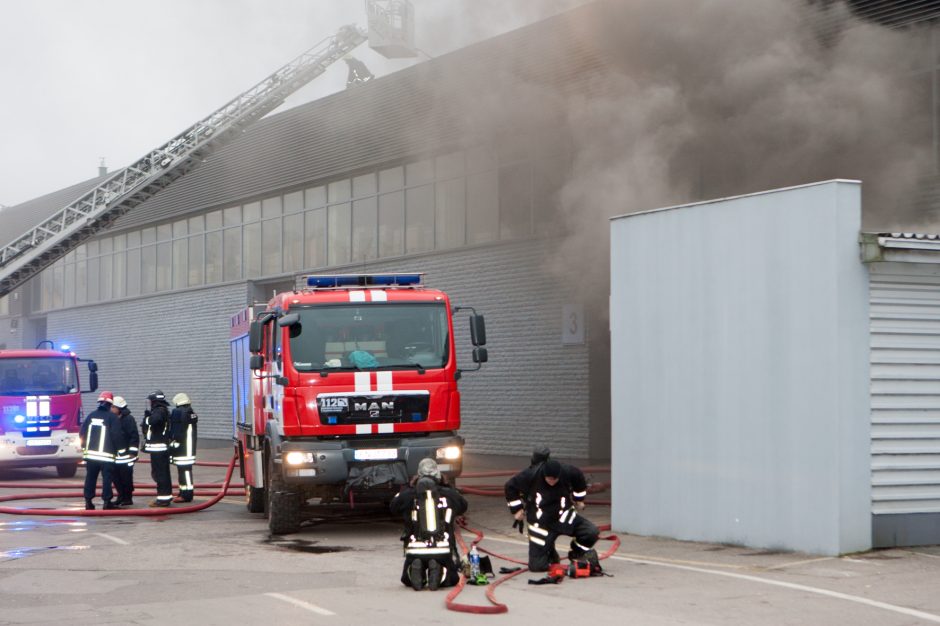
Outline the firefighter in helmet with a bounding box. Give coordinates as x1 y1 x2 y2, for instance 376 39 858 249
111 396 139 506
389 458 467 591
79 391 126 510
504 452 599 572
169 392 198 503
142 390 173 507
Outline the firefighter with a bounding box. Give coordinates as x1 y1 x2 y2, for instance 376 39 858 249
111 396 139 506
389 458 467 591
169 392 198 503
142 390 173 507
504 457 599 572
79 391 126 510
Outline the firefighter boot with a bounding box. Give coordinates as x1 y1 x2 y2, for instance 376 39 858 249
102 500 119 510
408 559 425 591
84 499 95 511
427 560 442 591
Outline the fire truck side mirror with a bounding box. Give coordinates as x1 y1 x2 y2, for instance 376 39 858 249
249 354 264 371
87 360 98 373
249 321 263 354
472 347 488 364
470 314 487 346
88 370 99 393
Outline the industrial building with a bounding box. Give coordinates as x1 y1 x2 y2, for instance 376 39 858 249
1 0 940 507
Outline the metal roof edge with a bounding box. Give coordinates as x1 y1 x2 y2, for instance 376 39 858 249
609 179 861 222
860 231 940 264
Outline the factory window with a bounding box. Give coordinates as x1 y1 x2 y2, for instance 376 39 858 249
466 170 499 245
306 185 327 209
87 256 99 302
435 177 465 249
52 265 64 309
140 244 157 294
223 228 242 282
112 249 125 299
189 215 204 233
533 153 569 236
173 238 188 289
99 254 111 301
261 218 282 276
353 173 377 198
284 190 304 214
243 223 262 279
305 208 327 269
282 213 304 272
499 162 532 240
189 234 205 286
380 166 403 192
206 231 223 284
329 179 351 203
406 184 434 254
352 197 378 261
378 191 404 257
74 259 87 306
243 201 261 223
206 210 223 230
126 248 141 297
0 294 7 316
328 202 352 266
262 196 282 219
406 160 433 186
141 227 156 245
64 263 76 308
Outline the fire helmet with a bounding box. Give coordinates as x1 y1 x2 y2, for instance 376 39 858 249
97 391 114 404
416 457 441 481
147 390 166 402
172 392 191 406
543 459 562 479
112 396 127 409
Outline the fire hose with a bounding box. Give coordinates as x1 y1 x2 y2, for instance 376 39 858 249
443 466 619 614
0 451 243 517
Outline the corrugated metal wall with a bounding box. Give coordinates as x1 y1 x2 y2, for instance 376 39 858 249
869 262 940 516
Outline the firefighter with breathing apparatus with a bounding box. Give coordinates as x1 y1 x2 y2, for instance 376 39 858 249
111 396 139 507
390 458 467 591
504 448 602 577
80 391 126 510
142 390 173 507
169 392 198 503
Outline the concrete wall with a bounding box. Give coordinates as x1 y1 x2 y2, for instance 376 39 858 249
41 238 605 458
609 180 871 555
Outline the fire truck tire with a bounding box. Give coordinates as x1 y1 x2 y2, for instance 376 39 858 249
266 455 301 535
56 463 79 478
246 485 265 513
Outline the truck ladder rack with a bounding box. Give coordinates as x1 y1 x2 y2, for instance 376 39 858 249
0 25 367 298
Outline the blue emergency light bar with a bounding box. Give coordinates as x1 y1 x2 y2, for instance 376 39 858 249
305 274 424 288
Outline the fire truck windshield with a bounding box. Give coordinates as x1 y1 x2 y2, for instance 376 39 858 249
0 357 78 396
288 303 449 372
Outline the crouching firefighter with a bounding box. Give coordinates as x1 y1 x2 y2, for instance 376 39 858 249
169 392 198 503
390 458 467 591
504 458 601 573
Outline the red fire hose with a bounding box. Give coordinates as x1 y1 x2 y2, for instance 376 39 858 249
0 451 243 517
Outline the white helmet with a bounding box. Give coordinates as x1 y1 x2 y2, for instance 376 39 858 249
173 392 191 406
112 396 127 409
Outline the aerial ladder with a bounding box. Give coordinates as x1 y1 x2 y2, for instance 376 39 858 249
0 1 417 299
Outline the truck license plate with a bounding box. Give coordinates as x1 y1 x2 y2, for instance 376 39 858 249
353 448 397 461
26 439 52 446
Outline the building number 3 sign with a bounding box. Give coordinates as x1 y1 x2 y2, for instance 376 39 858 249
562 304 584 345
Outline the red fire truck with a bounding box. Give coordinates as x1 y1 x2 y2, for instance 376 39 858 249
0 342 99 477
230 273 487 534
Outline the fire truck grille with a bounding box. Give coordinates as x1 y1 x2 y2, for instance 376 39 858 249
317 394 430 426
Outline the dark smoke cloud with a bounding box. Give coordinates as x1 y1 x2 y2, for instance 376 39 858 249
426 0 934 278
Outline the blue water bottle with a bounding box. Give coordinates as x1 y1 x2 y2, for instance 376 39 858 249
469 545 481 579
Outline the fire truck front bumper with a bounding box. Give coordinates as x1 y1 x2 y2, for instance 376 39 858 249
0 431 84 468
277 433 464 485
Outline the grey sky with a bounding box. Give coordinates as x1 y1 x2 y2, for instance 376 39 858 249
0 0 577 209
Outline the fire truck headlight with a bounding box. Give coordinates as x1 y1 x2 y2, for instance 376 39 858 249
436 446 461 461
285 451 314 466
13 415 25 424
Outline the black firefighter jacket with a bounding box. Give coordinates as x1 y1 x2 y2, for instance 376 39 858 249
80 407 126 463
504 463 589 534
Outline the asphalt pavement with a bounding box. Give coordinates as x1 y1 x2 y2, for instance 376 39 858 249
1 443 939 625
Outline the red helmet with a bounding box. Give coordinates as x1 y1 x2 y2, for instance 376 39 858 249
97 391 114 403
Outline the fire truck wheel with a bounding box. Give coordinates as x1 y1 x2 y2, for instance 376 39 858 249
267 455 301 535
246 485 265 513
56 463 79 478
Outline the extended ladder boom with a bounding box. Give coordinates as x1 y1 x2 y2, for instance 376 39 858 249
0 25 367 298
